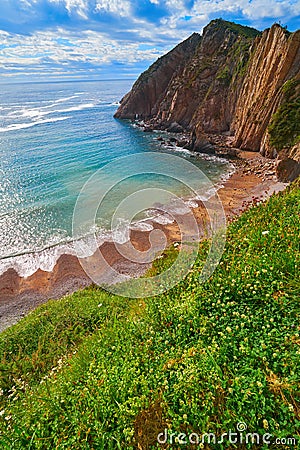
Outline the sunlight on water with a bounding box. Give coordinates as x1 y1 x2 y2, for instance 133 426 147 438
0 80 233 276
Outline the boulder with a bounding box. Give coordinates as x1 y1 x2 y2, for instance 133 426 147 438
166 122 184 133
276 158 300 182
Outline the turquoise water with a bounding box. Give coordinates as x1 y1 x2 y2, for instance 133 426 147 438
0 80 232 276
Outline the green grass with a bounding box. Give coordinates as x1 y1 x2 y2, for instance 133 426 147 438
211 19 261 39
268 78 300 150
216 66 232 85
0 180 299 449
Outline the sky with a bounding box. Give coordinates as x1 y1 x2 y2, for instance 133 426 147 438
0 0 299 82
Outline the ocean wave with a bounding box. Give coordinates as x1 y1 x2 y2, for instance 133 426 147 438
0 228 113 277
0 165 234 277
6 102 96 121
57 103 96 113
0 116 72 133
54 95 81 103
152 214 175 225
130 221 154 232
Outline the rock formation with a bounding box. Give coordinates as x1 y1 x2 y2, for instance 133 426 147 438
115 19 300 181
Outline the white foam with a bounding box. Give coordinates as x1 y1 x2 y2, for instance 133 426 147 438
0 243 78 278
130 221 154 232
57 103 95 113
111 219 130 244
0 229 110 277
0 116 71 133
197 152 229 164
3 97 95 122
171 145 194 156
54 95 80 103
184 199 199 208
152 214 175 225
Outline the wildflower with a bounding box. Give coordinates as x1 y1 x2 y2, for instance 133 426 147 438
288 404 294 412
263 419 268 429
262 231 269 235
183 414 188 420
0 410 5 416
226 326 232 333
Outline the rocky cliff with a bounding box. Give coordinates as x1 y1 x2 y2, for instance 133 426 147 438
115 19 300 180
114 32 201 121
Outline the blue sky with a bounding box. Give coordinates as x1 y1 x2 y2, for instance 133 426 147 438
0 0 299 82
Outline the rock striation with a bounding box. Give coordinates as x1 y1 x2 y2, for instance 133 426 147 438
115 19 300 181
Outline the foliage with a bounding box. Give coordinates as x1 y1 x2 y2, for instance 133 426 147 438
216 66 231 85
268 78 300 150
0 180 299 449
212 19 261 39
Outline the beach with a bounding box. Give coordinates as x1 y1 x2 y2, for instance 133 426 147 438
0 149 287 331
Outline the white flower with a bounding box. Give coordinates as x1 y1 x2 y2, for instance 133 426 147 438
262 231 269 235
0 410 5 416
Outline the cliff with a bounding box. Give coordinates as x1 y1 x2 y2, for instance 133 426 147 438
115 19 300 180
114 32 201 120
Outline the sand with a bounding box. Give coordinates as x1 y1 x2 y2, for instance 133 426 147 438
0 150 287 332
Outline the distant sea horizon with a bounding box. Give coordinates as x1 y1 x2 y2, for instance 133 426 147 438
0 78 136 86
0 79 233 278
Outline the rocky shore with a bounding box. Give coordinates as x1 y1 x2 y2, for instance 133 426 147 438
1 18 298 331
115 19 300 182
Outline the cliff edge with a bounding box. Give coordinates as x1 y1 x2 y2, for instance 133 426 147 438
115 19 300 181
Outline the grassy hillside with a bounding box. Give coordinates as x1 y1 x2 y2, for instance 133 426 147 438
268 78 300 150
0 180 299 449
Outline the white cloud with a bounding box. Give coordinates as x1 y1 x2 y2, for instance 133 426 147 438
0 0 299 80
0 28 165 78
95 0 131 16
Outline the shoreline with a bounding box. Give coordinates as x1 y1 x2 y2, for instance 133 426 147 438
0 150 287 332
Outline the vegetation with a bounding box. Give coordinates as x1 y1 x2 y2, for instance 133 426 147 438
212 19 261 39
216 66 231 85
268 78 300 150
0 180 299 449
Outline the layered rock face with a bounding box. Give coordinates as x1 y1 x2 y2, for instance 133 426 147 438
115 19 300 180
232 25 300 155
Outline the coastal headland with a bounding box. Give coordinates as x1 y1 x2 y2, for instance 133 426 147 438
0 18 299 330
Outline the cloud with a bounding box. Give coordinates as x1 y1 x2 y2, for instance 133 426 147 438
95 0 131 16
0 27 167 80
0 0 298 81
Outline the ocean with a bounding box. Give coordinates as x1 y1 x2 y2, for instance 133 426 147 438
0 79 233 277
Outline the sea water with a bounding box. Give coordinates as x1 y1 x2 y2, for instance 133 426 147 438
0 79 233 277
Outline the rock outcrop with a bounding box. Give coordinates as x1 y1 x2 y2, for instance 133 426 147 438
114 32 201 121
115 19 300 181
232 25 300 154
